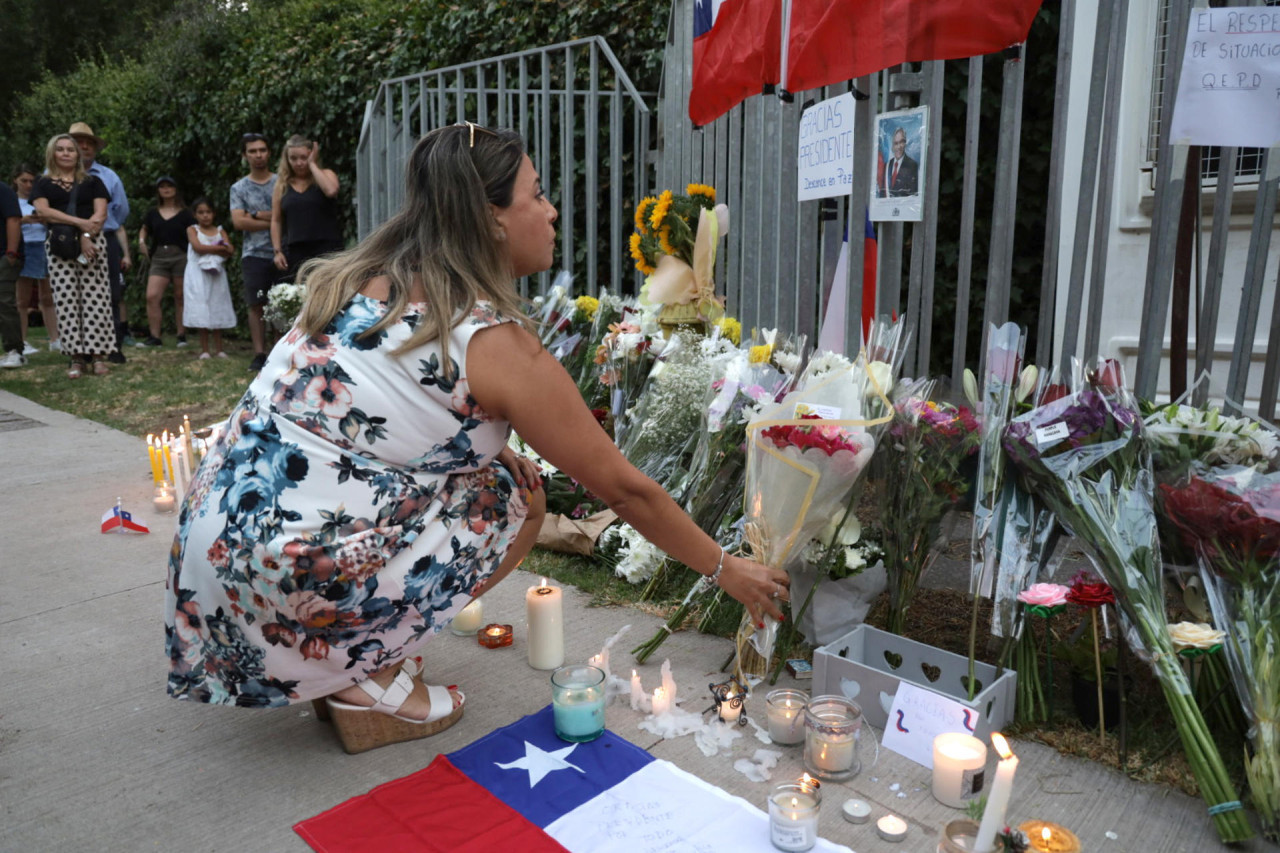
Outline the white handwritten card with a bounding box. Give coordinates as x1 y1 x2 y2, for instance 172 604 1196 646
881 682 982 768
1168 7 1280 148
797 93 857 201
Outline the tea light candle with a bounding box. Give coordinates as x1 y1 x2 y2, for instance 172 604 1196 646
974 733 1019 853
841 798 871 824
651 686 670 716
478 623 513 648
766 689 808 745
526 578 564 670
768 781 820 852
876 814 908 843
153 482 176 514
719 688 743 723
1018 820 1082 853
810 733 855 775
450 597 484 635
932 732 988 808
630 669 643 711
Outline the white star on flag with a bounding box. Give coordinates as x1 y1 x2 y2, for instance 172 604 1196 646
495 740 585 787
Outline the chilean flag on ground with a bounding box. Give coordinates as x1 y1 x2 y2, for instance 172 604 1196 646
295 706 852 852
100 505 149 534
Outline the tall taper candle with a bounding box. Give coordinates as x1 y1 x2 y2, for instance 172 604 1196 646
526 578 564 670
973 733 1018 853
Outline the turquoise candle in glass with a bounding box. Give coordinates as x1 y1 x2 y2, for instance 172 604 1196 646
551 664 606 742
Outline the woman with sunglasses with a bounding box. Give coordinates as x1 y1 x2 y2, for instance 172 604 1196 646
164 124 790 753
269 134 342 282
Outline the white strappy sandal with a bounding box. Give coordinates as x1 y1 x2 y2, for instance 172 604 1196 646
325 669 465 754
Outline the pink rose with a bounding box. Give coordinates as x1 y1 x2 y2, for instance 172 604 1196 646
1017 582 1070 608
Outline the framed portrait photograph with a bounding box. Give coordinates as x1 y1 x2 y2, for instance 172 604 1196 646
870 106 927 222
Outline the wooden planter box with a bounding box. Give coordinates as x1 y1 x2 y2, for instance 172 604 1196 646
812 624 1017 739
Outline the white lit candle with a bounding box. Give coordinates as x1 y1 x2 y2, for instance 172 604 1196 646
875 814 908 843
768 782 819 852
588 651 608 677
810 733 856 774
651 686 670 716
450 597 484 635
526 578 564 670
974 733 1019 853
153 482 176 514
630 669 643 711
766 689 807 745
932 732 988 808
719 688 743 723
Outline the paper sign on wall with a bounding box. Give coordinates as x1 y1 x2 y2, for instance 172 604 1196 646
1168 7 1280 148
881 682 982 769
797 93 856 201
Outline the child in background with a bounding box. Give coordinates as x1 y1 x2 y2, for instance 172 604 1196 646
184 197 237 359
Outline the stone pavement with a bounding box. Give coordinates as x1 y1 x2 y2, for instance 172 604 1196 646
0 388 1273 852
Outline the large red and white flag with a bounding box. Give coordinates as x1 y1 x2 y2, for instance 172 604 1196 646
689 0 783 126
786 0 1043 93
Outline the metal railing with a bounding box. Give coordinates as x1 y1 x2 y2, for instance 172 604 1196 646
356 37 653 296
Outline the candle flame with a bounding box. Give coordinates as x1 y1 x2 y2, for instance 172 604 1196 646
991 732 1014 760
654 687 665 698
788 796 798 808
1041 827 1052 842
799 773 819 791
632 669 637 678
541 577 548 586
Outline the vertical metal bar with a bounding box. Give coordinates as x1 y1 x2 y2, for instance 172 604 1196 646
1192 147 1236 405
914 61 944 374
383 86 396 224
740 96 765 333
610 84 622 294
952 57 983 385
455 68 465 122
540 51 552 294
1258 262 1280 422
1035 0 1075 371
777 99 800 335
725 105 744 319
1083 0 1131 364
586 43 600 294
518 57 529 144
981 52 1026 350
419 78 428 142
436 73 447 133
497 61 508 128
760 97 783 332
1136 0 1191 400
561 46 575 278
845 73 877 352
476 65 487 126
1225 150 1279 411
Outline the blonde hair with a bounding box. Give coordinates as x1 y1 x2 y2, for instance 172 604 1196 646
44 134 87 183
296 124 534 372
273 134 320 206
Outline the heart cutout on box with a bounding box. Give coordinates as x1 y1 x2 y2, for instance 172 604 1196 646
840 678 861 700
920 662 941 683
883 650 903 671
879 691 895 716
960 675 983 695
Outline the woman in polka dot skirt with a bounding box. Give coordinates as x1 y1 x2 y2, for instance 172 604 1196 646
30 133 117 378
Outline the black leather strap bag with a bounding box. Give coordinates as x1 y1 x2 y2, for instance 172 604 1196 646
47 183 83 261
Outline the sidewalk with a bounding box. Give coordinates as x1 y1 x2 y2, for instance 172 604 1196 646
0 388 1270 852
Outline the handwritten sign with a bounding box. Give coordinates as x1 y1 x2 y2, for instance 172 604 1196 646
1168 7 1280 148
881 681 982 769
797 93 856 201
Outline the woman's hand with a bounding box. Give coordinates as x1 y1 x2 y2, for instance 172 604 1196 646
496 446 542 492
716 554 790 627
273 249 288 271
80 233 98 262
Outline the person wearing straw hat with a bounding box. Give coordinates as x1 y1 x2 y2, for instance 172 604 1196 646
69 122 136 360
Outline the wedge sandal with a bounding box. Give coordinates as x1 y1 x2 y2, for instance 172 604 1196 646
326 670 464 754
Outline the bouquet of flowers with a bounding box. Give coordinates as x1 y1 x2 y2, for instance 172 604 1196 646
264 282 307 332
1160 461 1280 841
595 306 664 446
878 378 981 634
1002 358 1252 843
573 291 626 410
1013 582 1069 722
733 320 904 680
631 184 728 332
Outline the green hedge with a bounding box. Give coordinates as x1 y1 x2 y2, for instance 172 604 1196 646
3 0 667 334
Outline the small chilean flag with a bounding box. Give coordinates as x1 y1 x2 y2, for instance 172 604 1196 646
101 505 150 534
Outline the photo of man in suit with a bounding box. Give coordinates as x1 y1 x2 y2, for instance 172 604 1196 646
880 127 919 198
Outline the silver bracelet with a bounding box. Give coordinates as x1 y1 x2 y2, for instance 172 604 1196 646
703 547 727 589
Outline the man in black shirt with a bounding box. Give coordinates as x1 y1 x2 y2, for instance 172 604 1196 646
0 181 23 368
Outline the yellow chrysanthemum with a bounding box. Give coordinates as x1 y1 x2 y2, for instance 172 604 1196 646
575 295 600 321
634 197 656 235
716 316 742 346
686 183 716 202
749 343 773 365
658 225 676 257
629 232 655 276
649 189 673 230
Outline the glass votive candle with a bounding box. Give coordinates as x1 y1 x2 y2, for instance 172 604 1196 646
450 597 484 636
1019 820 1082 853
932 732 988 808
938 819 982 853
551 664 606 743
477 623 513 648
153 481 176 514
768 779 821 852
803 695 862 781
766 688 809 745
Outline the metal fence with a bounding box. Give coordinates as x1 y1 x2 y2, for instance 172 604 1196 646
357 3 1278 418
355 37 652 297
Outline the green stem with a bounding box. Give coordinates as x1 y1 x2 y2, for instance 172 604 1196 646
770 575 823 685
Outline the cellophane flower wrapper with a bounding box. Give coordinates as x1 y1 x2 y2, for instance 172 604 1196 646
535 274 576 348
969 322 1028 637
735 322 902 679
598 305 665 447
1158 455 1280 841
878 378 982 634
573 291 626 410
619 329 722 501
1002 359 1252 843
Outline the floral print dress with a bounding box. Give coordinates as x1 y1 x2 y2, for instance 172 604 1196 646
165 297 530 708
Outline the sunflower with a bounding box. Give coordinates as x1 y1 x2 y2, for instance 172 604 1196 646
629 232 655 276
686 183 716 203
634 196 656 235
648 189 674 231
